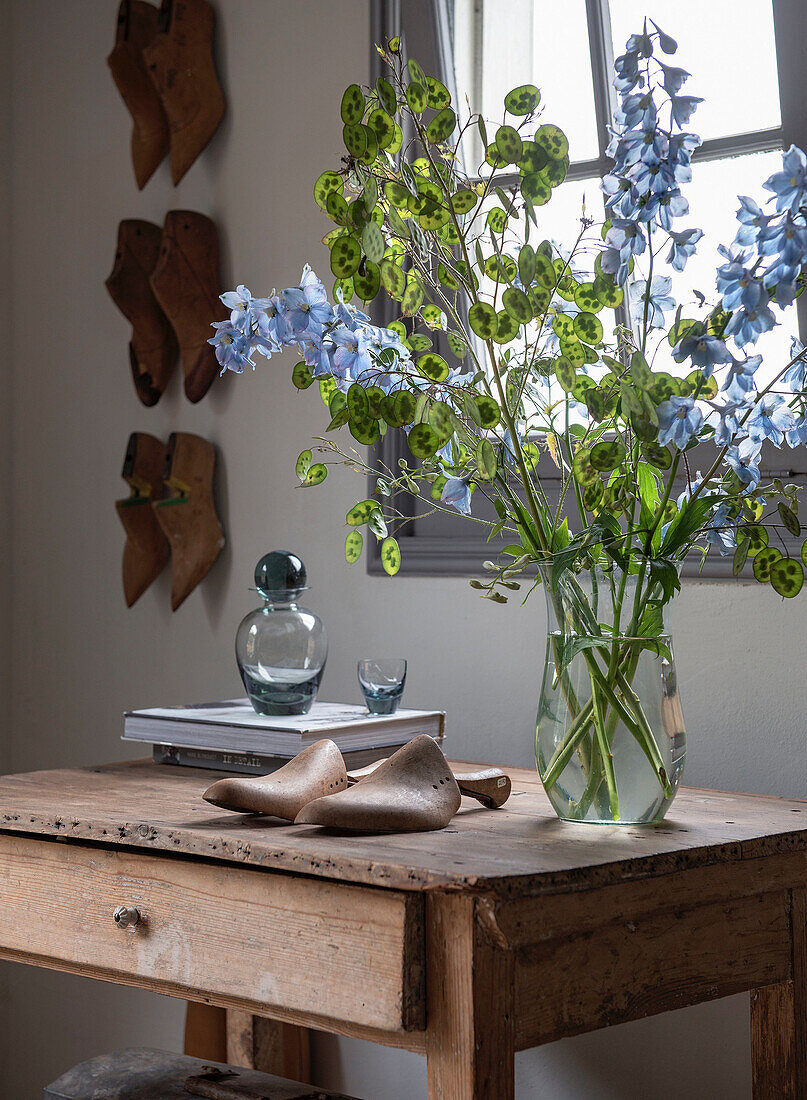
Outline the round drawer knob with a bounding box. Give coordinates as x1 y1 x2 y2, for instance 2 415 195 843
113 905 140 930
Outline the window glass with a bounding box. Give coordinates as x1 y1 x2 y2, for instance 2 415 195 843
608 0 781 141
530 1 599 161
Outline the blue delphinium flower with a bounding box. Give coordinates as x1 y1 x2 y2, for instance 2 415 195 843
734 196 772 248
441 476 472 515
747 394 797 445
629 275 675 328
710 398 747 446
722 355 761 403
331 325 372 381
209 322 256 374
763 145 807 213
723 300 776 348
787 415 807 447
672 328 732 375
704 502 737 554
783 337 807 390
281 265 334 338
666 227 702 271
220 284 275 327
601 220 646 284
725 437 762 488
656 395 703 448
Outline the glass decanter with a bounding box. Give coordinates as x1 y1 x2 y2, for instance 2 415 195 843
235 551 327 716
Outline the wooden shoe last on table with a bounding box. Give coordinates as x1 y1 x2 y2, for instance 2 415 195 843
115 432 170 607
152 432 224 610
107 0 170 189
203 740 348 821
149 210 221 403
106 219 178 407
295 735 462 833
142 0 226 184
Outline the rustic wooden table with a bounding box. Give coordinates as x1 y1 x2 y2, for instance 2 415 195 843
0 759 805 1098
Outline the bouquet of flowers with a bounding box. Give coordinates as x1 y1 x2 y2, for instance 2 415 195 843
211 23 807 822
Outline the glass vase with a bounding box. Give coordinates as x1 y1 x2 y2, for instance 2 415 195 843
535 565 686 824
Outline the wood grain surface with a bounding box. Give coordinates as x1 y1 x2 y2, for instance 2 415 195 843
0 759 805 897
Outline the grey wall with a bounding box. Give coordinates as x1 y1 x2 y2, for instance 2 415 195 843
1 1 805 1096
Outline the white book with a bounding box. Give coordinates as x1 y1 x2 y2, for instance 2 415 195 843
123 699 445 755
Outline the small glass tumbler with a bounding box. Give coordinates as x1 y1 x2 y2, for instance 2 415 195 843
358 658 407 715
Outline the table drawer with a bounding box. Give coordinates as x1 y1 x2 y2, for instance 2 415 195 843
0 834 425 1032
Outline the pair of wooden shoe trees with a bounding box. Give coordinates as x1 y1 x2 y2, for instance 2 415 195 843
117 431 224 610
204 735 512 834
108 0 225 188
106 212 221 405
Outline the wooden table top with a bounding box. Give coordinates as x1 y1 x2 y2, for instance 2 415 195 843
0 759 805 899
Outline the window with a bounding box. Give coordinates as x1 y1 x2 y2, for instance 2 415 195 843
367 0 807 578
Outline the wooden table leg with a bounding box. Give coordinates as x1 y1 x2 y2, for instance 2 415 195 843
425 892 515 1099
184 1001 227 1061
750 888 807 1098
225 1009 311 1083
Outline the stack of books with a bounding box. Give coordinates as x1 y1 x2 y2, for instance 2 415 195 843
122 699 446 774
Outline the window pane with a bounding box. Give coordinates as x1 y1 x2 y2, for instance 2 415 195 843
608 1 781 142
529 1 599 161
633 150 797 384
452 0 599 164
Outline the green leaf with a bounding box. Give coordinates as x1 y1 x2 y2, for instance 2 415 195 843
490 309 516 345
368 508 388 540
347 383 370 419
770 556 805 596
346 499 377 526
376 76 396 115
427 76 451 108
428 400 454 442
295 450 313 480
301 463 327 486
318 376 338 407
361 220 385 264
406 82 428 113
446 330 467 358
330 236 361 277
477 439 497 481
407 57 427 85
504 83 540 115
380 258 406 299
291 361 314 390
590 440 627 472
753 546 783 582
341 83 365 124
660 496 717 556
502 286 532 323
779 502 801 536
555 355 577 392
573 312 603 344
495 125 523 164
468 302 498 339
641 443 672 470
326 407 350 431
367 107 395 149
535 123 569 160
402 273 424 316
417 352 449 382
426 107 457 143
475 395 501 429
353 260 380 301
408 423 441 458
381 536 401 575
314 171 343 212
342 122 367 157
518 244 536 287
345 529 363 563
451 189 478 214
733 539 749 576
